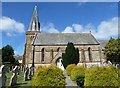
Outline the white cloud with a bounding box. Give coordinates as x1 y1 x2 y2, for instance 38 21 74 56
72 24 84 32
62 26 74 33
0 16 25 36
41 22 59 33
93 17 118 39
14 50 20 56
62 17 118 39
39 17 118 39
6 32 15 37
6 32 12 37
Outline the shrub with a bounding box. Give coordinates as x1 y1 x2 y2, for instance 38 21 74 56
84 65 120 87
76 75 84 87
70 65 86 81
32 66 66 87
66 64 76 76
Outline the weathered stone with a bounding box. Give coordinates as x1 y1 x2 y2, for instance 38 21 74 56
17 66 20 75
0 65 9 87
29 66 35 80
24 67 29 81
9 65 18 86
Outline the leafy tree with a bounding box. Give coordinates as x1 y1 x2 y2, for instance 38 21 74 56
105 37 120 64
62 42 79 68
2 45 15 64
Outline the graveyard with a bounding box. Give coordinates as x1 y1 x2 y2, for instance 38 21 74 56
6 69 31 87
0 64 120 87
0 65 32 87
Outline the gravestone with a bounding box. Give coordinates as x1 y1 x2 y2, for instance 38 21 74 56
29 66 35 80
0 65 9 88
9 65 18 86
24 67 29 81
23 65 26 72
18 66 20 75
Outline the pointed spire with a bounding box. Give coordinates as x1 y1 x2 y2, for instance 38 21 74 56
28 5 40 32
33 5 38 18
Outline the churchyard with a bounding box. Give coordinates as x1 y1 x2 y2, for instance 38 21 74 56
6 68 31 87
0 64 120 87
0 65 32 87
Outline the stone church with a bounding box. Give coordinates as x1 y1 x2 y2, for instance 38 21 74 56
23 6 105 70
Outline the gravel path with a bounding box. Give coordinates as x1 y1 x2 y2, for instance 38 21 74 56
63 70 80 88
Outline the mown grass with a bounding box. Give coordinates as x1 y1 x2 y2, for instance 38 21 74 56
6 69 32 87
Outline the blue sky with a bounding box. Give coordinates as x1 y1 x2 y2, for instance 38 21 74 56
1 2 119 55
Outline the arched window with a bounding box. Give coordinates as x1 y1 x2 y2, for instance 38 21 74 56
50 49 54 59
41 48 45 62
81 49 85 62
88 47 92 61
32 21 35 31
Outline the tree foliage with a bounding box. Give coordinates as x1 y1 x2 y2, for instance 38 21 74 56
62 42 79 69
105 37 120 63
2 45 15 64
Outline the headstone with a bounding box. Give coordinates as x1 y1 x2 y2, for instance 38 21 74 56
116 64 120 69
17 66 20 75
24 67 29 81
108 61 112 65
22 66 25 72
0 65 9 88
29 66 35 80
9 65 18 86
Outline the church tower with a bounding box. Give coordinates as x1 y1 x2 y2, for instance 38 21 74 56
26 5 40 44
23 6 40 67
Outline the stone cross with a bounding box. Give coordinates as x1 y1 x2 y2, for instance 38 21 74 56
9 65 18 86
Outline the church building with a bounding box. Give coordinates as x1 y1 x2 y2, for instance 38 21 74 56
23 6 105 70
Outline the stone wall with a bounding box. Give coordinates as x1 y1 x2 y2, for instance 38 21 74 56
26 44 103 67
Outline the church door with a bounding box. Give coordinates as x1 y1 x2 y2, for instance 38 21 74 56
56 58 64 71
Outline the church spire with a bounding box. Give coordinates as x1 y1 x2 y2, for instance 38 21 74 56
28 5 40 32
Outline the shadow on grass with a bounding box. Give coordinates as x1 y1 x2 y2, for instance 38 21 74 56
16 82 27 85
25 79 31 81
9 83 32 88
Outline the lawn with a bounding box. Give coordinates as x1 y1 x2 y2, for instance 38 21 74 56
6 69 32 87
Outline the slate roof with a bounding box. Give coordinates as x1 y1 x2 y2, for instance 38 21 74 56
34 33 100 45
98 40 109 48
14 56 23 60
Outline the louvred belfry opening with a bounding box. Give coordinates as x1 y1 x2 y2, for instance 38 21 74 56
28 5 40 32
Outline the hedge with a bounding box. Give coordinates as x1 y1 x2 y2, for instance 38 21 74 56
32 66 66 87
84 65 120 87
66 64 76 76
70 65 86 81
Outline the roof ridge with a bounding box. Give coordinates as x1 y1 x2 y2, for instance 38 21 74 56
38 33 91 34
35 33 100 45
89 33 100 44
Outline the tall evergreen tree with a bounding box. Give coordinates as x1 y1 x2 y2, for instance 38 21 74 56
2 45 15 64
62 42 79 68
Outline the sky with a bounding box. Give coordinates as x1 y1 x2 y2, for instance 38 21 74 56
1 2 119 56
